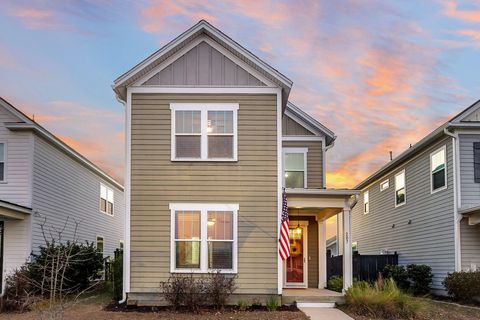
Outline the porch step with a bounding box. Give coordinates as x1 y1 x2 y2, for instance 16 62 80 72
281 288 345 306
296 302 336 308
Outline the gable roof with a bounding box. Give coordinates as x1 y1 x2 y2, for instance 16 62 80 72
355 99 480 190
285 101 336 146
112 20 293 107
0 97 123 190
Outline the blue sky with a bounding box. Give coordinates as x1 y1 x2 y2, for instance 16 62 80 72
0 0 479 187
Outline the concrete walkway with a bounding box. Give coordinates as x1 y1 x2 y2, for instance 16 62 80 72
299 307 354 320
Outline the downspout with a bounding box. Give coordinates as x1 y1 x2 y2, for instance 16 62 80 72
444 126 462 272
116 93 128 304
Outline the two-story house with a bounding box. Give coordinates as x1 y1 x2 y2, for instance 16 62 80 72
352 100 480 294
0 97 125 293
113 20 359 306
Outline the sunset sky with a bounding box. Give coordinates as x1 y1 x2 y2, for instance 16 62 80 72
0 1 479 188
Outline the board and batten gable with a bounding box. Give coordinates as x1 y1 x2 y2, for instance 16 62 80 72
31 135 125 258
129 93 279 298
352 136 455 290
282 115 314 136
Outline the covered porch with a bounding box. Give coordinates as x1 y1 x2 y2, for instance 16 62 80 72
281 189 359 299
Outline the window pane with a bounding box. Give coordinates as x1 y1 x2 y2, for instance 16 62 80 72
208 136 233 158
0 163 4 181
207 211 233 240
107 201 114 215
107 189 114 202
175 211 200 239
396 188 405 205
176 241 200 268
208 241 233 269
100 185 107 200
100 198 107 212
433 169 446 190
0 143 4 161
175 111 201 134
431 149 445 173
285 171 304 188
208 111 233 134
176 136 201 158
97 237 104 253
285 153 304 171
395 172 405 190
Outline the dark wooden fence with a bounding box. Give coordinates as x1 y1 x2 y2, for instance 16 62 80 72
105 249 123 300
327 253 398 282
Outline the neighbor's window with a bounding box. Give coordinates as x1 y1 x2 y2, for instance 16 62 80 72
380 179 389 191
100 184 114 215
96 236 104 255
431 146 446 192
475 142 480 183
0 143 5 182
171 104 238 161
363 191 369 214
284 148 308 189
170 203 238 273
395 170 406 206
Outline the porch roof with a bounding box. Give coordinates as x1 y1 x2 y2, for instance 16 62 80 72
459 205 480 225
0 199 32 220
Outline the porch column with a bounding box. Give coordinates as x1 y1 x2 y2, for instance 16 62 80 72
317 217 327 288
337 213 344 255
342 207 353 291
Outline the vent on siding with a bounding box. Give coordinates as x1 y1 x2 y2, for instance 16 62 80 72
474 142 480 183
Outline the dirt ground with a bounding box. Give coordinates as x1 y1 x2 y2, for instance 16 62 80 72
0 301 310 320
339 298 480 320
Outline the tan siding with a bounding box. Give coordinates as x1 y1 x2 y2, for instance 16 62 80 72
282 115 314 136
130 93 278 295
283 140 323 188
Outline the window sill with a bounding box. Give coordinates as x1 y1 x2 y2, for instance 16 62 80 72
99 210 114 217
171 269 237 274
431 186 447 194
171 158 238 162
395 202 406 208
0 181 7 184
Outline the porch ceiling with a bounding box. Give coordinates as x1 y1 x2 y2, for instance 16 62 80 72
0 200 31 220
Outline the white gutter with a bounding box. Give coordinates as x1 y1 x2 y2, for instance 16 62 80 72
444 127 462 271
286 188 360 196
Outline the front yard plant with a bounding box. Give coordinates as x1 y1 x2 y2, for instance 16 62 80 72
382 264 433 295
327 275 343 292
443 270 480 304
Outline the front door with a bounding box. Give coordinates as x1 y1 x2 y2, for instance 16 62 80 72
284 224 308 288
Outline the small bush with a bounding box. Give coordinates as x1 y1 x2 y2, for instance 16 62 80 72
443 271 480 304
160 274 189 310
236 299 248 311
407 264 433 296
345 277 423 319
205 272 236 309
383 264 410 291
327 275 343 292
0 267 34 312
182 275 206 313
266 295 279 311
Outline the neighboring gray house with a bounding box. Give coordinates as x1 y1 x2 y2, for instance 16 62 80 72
0 98 125 293
352 100 480 293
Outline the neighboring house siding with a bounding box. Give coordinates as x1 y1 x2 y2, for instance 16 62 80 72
130 93 278 295
143 41 265 87
0 107 33 208
282 115 314 136
3 218 31 277
283 140 323 188
460 218 480 271
31 136 124 257
459 134 480 209
352 137 455 290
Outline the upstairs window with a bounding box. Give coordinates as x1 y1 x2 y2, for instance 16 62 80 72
431 146 447 192
171 104 238 161
363 191 369 214
100 184 114 215
0 143 5 182
96 236 104 255
395 170 406 207
284 148 308 189
170 203 238 273
474 142 480 183
380 179 389 191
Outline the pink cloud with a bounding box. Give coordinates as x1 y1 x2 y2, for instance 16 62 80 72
443 1 480 23
456 29 480 48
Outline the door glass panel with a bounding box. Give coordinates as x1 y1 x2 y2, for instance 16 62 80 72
286 227 304 283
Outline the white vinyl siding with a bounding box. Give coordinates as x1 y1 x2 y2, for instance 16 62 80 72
169 203 238 273
170 103 238 161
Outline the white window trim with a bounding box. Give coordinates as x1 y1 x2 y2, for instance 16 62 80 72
380 179 389 192
394 169 406 207
170 103 239 161
0 141 7 183
100 183 114 216
363 190 369 214
430 145 447 194
169 203 239 274
283 147 308 189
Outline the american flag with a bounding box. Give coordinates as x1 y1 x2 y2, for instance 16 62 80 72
279 189 290 260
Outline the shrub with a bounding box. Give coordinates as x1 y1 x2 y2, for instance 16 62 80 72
266 295 279 311
407 264 433 296
236 299 248 311
383 264 410 291
327 275 343 292
443 271 480 304
345 277 423 319
0 267 34 312
205 272 236 309
160 274 190 310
